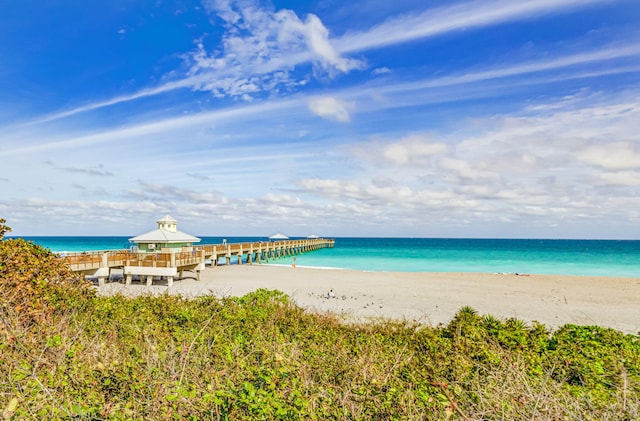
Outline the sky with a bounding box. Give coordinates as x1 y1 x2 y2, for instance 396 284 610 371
1 0 639 239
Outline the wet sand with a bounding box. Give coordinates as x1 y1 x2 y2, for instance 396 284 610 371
98 264 640 334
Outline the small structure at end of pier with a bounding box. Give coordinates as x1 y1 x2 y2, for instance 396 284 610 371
123 215 204 286
129 215 201 252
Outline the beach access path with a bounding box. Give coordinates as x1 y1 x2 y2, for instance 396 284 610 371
98 265 640 334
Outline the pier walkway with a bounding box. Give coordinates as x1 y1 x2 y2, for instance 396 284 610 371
60 238 334 287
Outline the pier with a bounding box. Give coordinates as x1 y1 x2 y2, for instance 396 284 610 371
60 238 335 287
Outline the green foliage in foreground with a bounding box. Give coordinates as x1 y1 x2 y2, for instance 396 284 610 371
1 238 640 420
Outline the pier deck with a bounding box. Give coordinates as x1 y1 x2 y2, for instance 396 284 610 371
60 238 334 287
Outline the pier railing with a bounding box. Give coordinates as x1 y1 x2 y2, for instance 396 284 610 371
62 252 103 271
59 238 335 286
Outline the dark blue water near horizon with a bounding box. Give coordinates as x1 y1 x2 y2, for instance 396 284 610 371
9 236 640 277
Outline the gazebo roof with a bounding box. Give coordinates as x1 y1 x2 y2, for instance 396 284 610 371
129 229 201 244
269 233 289 240
129 215 200 244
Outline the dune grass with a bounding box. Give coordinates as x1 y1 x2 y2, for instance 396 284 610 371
1 236 639 420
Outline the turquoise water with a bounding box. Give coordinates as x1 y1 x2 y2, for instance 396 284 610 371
9 236 640 277
291 238 639 277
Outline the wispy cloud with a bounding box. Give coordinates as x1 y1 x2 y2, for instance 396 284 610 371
186 172 214 181
26 79 195 125
371 67 391 75
353 43 640 102
415 44 640 88
336 0 610 53
0 98 299 157
45 161 115 177
124 181 227 205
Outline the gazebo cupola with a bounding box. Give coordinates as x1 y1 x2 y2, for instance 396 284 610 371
157 215 178 232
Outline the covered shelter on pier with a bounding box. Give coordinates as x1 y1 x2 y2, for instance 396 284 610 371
129 215 201 253
269 233 289 241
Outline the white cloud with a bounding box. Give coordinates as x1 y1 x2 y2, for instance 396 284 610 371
381 136 449 165
596 171 640 186
372 67 391 75
439 157 501 182
188 0 364 98
279 11 364 74
204 0 242 24
578 142 640 170
307 96 352 122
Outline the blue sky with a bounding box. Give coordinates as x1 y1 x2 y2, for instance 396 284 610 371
1 0 639 238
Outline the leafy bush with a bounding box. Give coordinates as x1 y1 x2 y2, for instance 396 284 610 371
0 237 94 330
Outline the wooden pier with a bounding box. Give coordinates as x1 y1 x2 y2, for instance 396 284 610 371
60 238 334 287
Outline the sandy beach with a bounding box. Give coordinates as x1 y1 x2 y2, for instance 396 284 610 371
99 265 640 334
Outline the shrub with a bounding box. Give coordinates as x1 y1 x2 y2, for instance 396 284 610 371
0 237 94 331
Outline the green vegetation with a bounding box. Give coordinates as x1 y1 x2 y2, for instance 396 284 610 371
0 218 10 240
1 225 639 419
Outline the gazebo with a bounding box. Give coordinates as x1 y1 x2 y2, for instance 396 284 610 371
269 233 289 241
129 215 201 253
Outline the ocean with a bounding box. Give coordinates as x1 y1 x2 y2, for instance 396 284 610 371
10 236 640 277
